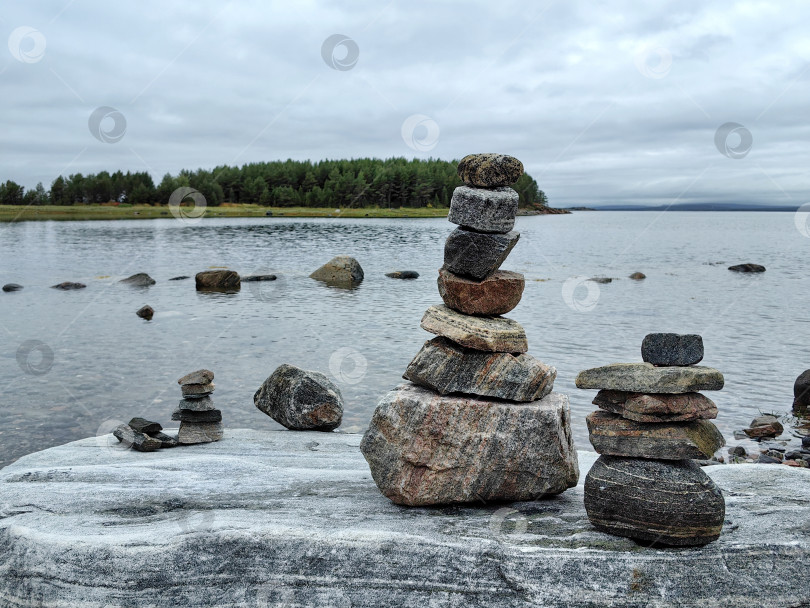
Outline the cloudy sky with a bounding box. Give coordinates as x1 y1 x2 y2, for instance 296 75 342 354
2 0 808 207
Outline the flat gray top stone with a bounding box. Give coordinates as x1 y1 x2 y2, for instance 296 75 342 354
1 429 808 607
576 362 725 393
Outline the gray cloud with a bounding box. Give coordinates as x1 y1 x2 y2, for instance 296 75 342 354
2 0 808 207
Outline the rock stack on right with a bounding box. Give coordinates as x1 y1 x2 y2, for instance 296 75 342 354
576 333 727 546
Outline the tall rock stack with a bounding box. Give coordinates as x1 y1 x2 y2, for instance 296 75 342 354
360 153 579 506
576 333 726 546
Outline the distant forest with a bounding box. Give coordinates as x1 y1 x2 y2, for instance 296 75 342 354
0 158 550 209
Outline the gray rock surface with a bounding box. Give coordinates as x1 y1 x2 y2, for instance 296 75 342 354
254 363 343 431
119 272 156 287
178 422 223 444
149 431 179 449
443 228 520 280
1 430 809 607
420 304 528 353
448 186 519 233
241 274 277 282
457 153 524 187
404 337 556 402
641 332 704 366
576 362 724 393
310 255 364 287
361 383 578 505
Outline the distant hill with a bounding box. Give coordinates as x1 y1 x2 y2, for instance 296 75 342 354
590 202 799 212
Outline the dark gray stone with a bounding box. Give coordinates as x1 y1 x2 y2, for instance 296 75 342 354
793 369 810 408
589 277 614 284
119 273 156 287
128 417 162 434
148 431 179 448
136 305 154 320
385 271 419 279
177 369 214 386
51 282 86 290
169 275 190 281
584 456 725 546
728 263 766 273
112 425 162 452
2 283 22 292
254 364 343 431
361 383 578 506
177 396 216 412
729 445 747 458
172 408 222 423
457 153 524 187
443 228 520 281
448 186 519 234
242 274 277 282
757 453 782 464
641 333 704 366
804 436 810 449
403 336 556 402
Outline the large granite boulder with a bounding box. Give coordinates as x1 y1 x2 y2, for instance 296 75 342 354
437 268 524 316
448 186 519 234
584 456 725 546
420 304 528 353
641 333 704 366
1 430 809 607
195 270 240 291
593 390 718 422
404 337 556 402
586 411 725 459
361 383 578 506
310 255 364 287
120 272 156 287
457 153 524 188
576 362 724 393
254 364 343 431
443 228 520 280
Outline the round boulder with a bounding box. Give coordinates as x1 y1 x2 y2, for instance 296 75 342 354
136 305 154 320
310 256 364 287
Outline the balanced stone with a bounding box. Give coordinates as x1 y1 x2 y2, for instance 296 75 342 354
443 228 520 281
309 255 364 286
420 304 528 353
195 270 240 291
448 186 519 234
576 363 724 393
593 390 718 422
457 153 524 188
178 369 214 385
254 364 343 431
584 455 725 546
586 411 725 460
404 336 555 402
178 422 223 444
176 396 216 412
172 408 222 423
119 273 155 287
641 333 704 366
360 383 578 506
128 417 162 435
181 383 215 398
437 268 524 316
113 425 162 452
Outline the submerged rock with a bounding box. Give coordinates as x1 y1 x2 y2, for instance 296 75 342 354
119 273 156 287
443 228 520 281
51 282 86 290
641 333 704 367
385 271 419 279
456 153 524 188
310 255 364 287
629 272 646 280
242 274 277 282
437 268 524 316
360 383 578 506
195 270 240 291
420 304 528 353
584 455 725 546
136 305 154 320
404 336 556 402
254 364 343 431
576 362 724 393
2 283 22 292
593 390 718 422
448 186 519 234
728 263 766 273
793 369 810 408
168 275 190 281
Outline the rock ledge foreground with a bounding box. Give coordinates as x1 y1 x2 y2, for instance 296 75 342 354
1 429 808 607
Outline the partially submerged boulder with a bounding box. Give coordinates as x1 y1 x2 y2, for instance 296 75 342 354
310 255 364 287
254 364 343 431
195 270 240 291
728 263 766 273
119 273 156 287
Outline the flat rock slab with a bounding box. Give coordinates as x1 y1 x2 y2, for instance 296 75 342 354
576 362 724 393
1 430 809 607
420 304 528 353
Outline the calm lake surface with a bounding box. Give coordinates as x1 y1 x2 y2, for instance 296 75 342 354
1 211 808 468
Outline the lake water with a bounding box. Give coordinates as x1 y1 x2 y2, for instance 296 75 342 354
1 211 808 468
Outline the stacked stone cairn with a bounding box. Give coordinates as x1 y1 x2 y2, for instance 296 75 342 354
576 333 726 546
174 369 224 444
360 153 579 506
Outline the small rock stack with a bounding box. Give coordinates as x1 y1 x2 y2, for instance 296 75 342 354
175 369 223 444
114 417 178 452
361 153 579 506
576 333 726 546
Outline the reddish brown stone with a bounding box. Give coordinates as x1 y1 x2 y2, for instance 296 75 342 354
437 268 524 316
593 390 718 422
